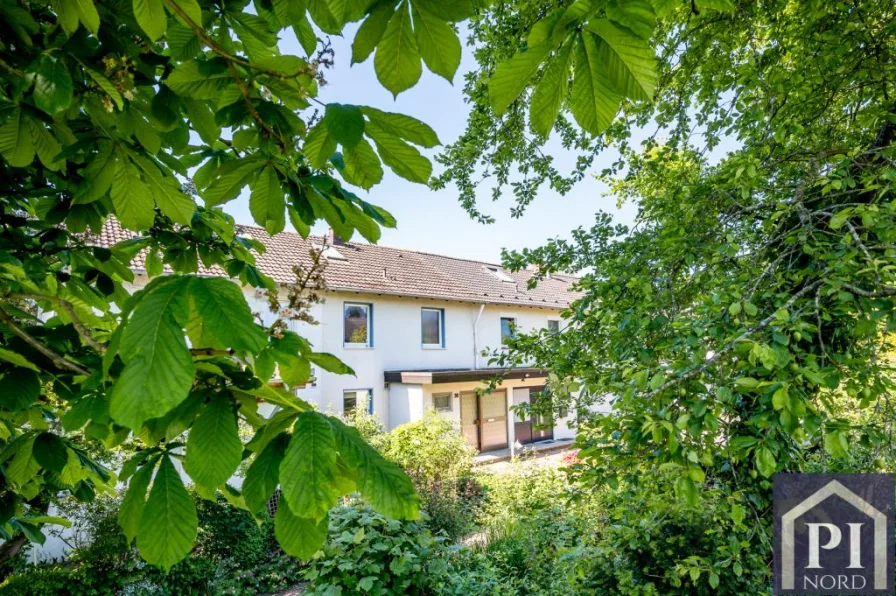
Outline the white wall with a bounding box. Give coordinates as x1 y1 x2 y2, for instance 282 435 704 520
125 277 567 431
388 383 424 428
310 291 563 427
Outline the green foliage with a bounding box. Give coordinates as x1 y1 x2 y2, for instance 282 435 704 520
0 566 77 595
566 476 770 595
1 490 290 595
0 0 669 570
303 501 448 595
342 401 388 451
469 0 896 581
381 411 478 539
475 460 569 523
435 0 673 220
382 410 477 488
0 0 497 566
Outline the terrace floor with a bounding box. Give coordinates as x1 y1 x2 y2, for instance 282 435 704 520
472 438 576 466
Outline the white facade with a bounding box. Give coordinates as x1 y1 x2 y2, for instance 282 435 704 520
125 274 575 452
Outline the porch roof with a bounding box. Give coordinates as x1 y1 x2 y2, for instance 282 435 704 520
383 367 548 385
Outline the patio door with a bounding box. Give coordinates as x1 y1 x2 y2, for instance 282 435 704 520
460 390 508 452
514 387 553 445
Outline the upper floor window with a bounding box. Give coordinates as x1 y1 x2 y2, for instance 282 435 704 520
421 308 444 348
344 389 373 415
344 302 373 347
500 317 517 345
547 320 560 334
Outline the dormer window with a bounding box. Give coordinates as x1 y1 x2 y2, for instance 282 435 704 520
312 243 347 261
484 265 514 283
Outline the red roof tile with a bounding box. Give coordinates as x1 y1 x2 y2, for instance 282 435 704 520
93 219 581 308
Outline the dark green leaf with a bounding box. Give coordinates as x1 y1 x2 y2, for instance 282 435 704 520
184 397 243 489
0 369 40 411
279 411 340 520
33 433 68 473
274 503 327 559
243 432 287 515
325 103 365 149
31 55 73 114
137 456 198 570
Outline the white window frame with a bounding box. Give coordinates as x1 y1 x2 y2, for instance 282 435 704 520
547 319 561 334
343 302 373 348
421 307 445 349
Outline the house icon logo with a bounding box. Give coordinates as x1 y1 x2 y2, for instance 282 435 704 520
775 474 894 594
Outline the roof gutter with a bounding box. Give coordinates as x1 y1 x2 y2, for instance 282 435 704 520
325 285 569 309
472 304 485 370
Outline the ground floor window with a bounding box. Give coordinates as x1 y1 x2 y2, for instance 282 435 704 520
343 389 373 414
432 392 452 412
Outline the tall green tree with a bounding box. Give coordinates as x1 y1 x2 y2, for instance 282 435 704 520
463 0 896 585
0 0 486 568
0 0 666 569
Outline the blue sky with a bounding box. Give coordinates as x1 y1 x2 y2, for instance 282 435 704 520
224 25 640 264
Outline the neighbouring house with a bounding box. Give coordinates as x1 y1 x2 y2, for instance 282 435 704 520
96 220 584 454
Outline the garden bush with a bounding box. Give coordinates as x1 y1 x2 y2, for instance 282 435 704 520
380 410 479 540
382 410 476 488
304 501 448 595
0 489 300 595
569 477 771 595
342 404 388 451
0 566 78 595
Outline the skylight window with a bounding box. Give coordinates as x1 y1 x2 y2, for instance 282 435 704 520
484 265 514 283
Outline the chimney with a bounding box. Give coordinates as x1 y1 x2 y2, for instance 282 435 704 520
327 228 344 246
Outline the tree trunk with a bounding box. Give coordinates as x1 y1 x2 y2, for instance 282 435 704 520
0 534 28 564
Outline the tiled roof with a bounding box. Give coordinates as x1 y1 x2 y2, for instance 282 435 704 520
93 219 582 308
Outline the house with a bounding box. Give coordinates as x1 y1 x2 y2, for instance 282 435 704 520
96 220 583 454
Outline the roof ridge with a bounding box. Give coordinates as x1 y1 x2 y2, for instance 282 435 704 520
96 218 581 307
235 223 579 280
235 222 508 268
340 240 505 268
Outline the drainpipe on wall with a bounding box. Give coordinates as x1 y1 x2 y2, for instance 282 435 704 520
472 304 485 370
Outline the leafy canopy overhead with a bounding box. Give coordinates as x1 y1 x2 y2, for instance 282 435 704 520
482 0 896 584
0 0 667 568
0 0 547 568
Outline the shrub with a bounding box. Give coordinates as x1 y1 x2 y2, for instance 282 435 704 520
382 410 476 489
475 461 570 524
191 492 274 566
380 410 478 540
304 501 448 595
570 477 771 595
0 566 77 595
212 549 304 595
342 402 387 451
418 475 484 540
431 547 517 596
2 489 298 595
